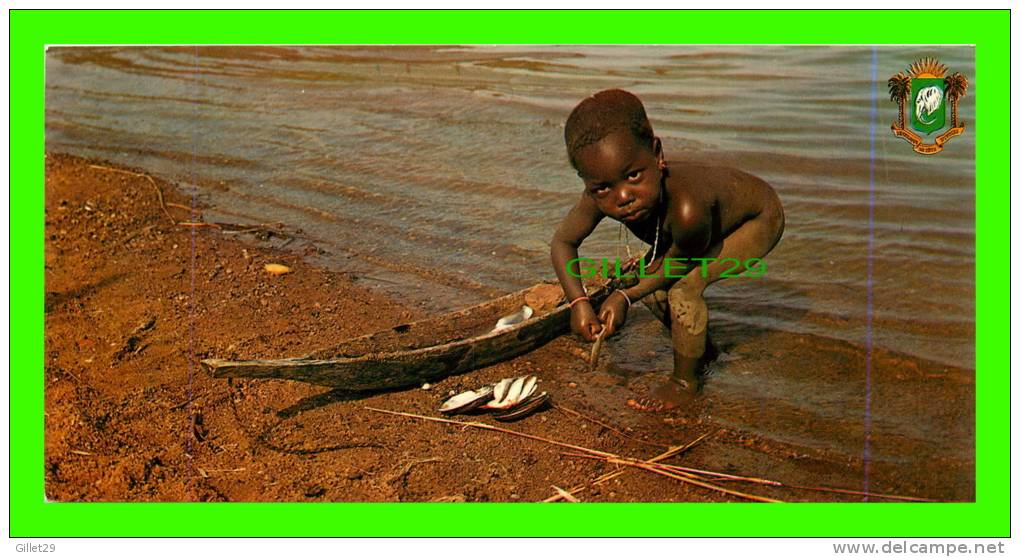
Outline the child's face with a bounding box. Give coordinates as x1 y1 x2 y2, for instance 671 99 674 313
574 130 664 224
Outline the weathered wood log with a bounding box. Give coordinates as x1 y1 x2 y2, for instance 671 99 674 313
200 279 621 390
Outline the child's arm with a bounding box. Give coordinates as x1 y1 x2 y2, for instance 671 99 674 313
550 195 605 341
598 204 713 336
627 213 712 301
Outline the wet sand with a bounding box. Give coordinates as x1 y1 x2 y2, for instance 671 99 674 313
44 153 973 502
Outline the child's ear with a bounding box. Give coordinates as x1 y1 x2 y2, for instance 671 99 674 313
653 137 665 169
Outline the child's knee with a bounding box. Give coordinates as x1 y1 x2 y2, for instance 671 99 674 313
668 279 708 336
668 274 705 303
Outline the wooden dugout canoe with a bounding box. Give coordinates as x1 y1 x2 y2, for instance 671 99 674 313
200 278 625 391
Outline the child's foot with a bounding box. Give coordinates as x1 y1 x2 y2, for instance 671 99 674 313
627 376 700 412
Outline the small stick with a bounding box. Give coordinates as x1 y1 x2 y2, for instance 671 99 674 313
778 483 933 502
551 485 579 502
366 407 760 502
89 164 176 225
165 202 197 212
122 224 157 245
632 459 780 503
589 327 607 372
643 462 932 502
553 403 668 449
220 222 285 235
565 452 929 503
357 274 403 286
177 221 221 229
543 432 711 502
566 452 781 503
365 407 615 458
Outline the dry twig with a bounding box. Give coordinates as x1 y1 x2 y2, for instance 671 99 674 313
165 202 197 212
87 164 303 240
650 463 932 502
365 407 614 457
564 452 781 503
220 222 285 236
589 327 607 372
365 408 772 502
551 485 580 502
89 164 178 225
553 403 668 449
543 432 709 502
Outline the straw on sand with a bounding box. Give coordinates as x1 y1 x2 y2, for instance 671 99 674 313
367 407 932 503
542 432 710 502
553 403 668 449
365 407 775 503
561 453 932 503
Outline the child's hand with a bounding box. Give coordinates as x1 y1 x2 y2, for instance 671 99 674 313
570 302 603 342
597 291 629 337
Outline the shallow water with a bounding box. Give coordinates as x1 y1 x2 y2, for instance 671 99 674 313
46 45 975 491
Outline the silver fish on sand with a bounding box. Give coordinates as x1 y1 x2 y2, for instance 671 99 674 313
438 384 494 414
493 391 550 422
484 375 538 410
438 375 548 421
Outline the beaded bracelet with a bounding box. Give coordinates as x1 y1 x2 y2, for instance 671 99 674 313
615 289 633 308
568 296 590 308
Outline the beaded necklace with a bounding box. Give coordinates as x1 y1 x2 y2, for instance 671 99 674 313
617 175 665 272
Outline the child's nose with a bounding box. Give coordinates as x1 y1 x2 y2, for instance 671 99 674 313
617 188 635 207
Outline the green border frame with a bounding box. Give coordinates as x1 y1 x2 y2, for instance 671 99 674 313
12 10 1009 537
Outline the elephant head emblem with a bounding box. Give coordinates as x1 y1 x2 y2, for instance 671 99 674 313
914 86 943 125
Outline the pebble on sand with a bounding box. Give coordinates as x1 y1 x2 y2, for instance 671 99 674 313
264 263 292 276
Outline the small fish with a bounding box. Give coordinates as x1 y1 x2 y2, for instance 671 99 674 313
494 391 550 422
493 305 534 332
438 385 494 414
438 375 544 419
484 375 538 410
490 377 514 403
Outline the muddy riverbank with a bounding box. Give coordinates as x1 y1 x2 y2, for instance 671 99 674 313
44 154 973 502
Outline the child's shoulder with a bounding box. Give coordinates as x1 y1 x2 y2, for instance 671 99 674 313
667 161 761 187
666 162 770 205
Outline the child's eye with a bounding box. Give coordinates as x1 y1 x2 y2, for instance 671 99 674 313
589 185 610 196
626 170 643 181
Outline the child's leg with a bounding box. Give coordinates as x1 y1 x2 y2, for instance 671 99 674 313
642 289 721 362
629 199 784 412
641 290 671 329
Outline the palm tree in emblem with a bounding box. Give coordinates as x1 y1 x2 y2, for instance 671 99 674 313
887 72 911 129
943 72 969 128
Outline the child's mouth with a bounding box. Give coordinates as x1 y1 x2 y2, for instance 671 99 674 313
621 208 647 222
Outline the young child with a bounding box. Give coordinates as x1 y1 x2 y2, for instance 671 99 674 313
550 89 785 412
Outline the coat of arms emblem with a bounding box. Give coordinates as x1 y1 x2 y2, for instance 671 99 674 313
888 57 969 155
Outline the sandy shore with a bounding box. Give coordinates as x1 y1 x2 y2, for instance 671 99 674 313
44 153 972 502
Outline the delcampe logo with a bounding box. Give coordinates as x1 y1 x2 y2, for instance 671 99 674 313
887 57 969 155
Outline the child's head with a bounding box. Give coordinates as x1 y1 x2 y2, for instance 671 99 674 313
565 89 655 168
564 89 664 224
